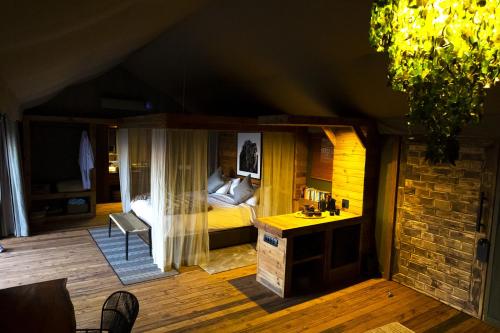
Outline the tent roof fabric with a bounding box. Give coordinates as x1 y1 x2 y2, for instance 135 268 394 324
1 0 500 129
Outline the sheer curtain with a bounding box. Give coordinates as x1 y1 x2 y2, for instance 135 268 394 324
259 132 295 217
117 129 131 212
151 129 209 271
117 128 151 212
129 128 151 199
0 114 29 237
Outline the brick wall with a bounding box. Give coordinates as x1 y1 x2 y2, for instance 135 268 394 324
393 142 495 317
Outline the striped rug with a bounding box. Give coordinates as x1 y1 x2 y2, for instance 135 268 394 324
89 227 177 285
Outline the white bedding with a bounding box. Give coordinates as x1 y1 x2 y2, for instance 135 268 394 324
130 193 256 232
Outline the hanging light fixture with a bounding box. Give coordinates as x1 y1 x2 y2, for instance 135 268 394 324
370 0 500 163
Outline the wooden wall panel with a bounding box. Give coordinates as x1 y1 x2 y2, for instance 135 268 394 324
217 132 237 178
310 134 333 181
293 130 308 211
332 128 366 216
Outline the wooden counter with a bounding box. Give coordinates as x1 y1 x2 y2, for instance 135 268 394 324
254 211 359 238
255 212 362 297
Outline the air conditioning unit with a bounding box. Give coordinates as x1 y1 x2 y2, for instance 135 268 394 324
100 98 153 112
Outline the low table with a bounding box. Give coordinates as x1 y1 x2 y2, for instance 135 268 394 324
109 213 152 260
0 278 76 333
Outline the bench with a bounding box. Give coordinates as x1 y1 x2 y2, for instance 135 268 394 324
109 213 152 260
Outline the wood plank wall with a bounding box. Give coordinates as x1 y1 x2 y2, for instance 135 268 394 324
331 128 366 216
293 131 308 211
217 132 238 178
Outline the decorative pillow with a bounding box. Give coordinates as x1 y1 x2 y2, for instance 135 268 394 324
208 167 225 193
133 193 151 202
233 175 255 204
212 194 237 205
215 180 232 194
245 187 260 206
229 177 241 195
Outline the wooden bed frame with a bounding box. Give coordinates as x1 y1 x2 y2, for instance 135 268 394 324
133 212 257 250
209 225 257 250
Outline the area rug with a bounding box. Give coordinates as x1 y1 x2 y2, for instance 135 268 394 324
200 243 257 274
89 227 177 285
364 322 415 333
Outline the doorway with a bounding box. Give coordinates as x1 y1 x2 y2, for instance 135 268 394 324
484 149 500 328
95 125 122 213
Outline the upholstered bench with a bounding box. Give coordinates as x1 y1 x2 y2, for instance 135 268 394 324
109 213 152 260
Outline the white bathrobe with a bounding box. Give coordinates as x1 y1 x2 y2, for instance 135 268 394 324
79 131 94 190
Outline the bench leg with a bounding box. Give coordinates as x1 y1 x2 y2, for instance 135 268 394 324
126 231 129 261
108 218 112 237
149 228 152 257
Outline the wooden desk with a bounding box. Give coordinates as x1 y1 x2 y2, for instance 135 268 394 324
0 278 76 333
254 212 362 297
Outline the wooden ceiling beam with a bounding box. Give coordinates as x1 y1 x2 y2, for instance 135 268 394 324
321 126 337 147
258 115 374 128
353 125 368 149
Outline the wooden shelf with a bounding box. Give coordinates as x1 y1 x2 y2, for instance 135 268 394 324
23 117 99 227
293 255 324 265
31 191 94 201
256 214 362 298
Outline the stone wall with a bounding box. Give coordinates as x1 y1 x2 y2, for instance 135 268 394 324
393 142 495 317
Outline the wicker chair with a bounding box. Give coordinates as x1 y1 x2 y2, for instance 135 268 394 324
77 291 139 333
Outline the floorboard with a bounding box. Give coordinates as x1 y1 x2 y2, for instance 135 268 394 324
0 229 498 332
30 202 122 234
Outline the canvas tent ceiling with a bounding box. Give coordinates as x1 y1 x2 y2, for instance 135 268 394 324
0 0 209 119
1 0 500 132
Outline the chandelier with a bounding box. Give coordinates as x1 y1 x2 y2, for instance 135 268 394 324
370 0 500 163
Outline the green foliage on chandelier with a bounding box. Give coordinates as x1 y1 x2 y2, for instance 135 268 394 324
369 0 500 164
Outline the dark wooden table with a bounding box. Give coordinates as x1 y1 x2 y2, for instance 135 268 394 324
0 278 76 333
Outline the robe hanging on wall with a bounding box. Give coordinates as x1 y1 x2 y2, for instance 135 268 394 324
79 131 94 190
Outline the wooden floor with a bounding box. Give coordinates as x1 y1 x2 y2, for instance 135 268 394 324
30 202 122 234
0 229 498 332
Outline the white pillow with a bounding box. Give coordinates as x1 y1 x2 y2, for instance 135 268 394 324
229 178 241 196
245 188 260 206
213 194 237 205
215 181 231 194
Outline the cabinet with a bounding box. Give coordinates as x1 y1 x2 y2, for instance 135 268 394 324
22 116 98 226
255 212 362 297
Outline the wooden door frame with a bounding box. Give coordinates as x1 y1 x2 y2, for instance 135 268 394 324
380 136 401 280
483 143 500 326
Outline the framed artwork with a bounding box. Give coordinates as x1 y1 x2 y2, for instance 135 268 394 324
310 134 333 181
237 132 262 179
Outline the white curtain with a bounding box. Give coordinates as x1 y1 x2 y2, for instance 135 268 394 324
151 129 209 271
259 132 295 217
0 114 29 237
117 129 131 212
117 128 151 212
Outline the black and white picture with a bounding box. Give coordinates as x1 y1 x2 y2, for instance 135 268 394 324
237 132 261 179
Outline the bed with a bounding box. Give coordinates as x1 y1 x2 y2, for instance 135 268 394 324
130 193 258 249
